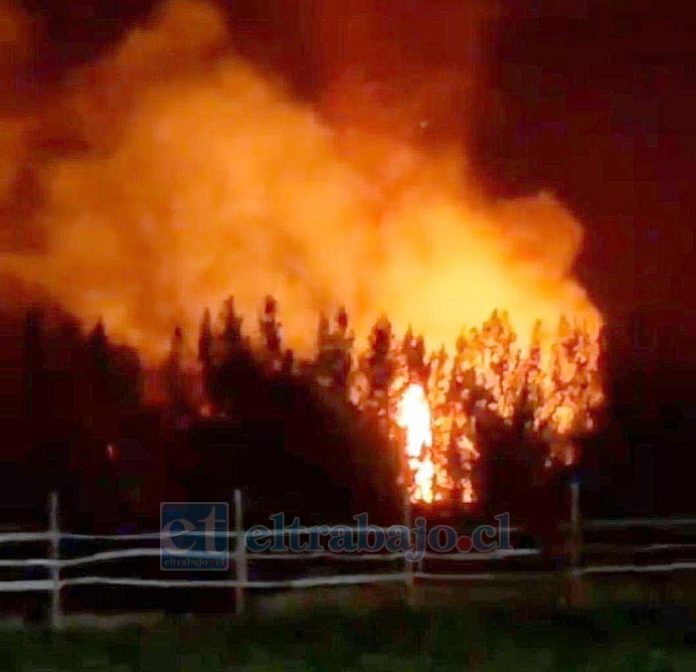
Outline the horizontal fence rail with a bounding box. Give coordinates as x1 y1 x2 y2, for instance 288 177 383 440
5 491 696 626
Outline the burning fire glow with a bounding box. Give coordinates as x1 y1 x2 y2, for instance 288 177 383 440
396 383 435 503
0 1 606 504
1 0 601 359
348 310 603 505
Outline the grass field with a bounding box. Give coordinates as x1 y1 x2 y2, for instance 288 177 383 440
2 602 696 671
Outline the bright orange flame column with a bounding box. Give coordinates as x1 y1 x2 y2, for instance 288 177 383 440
396 383 435 504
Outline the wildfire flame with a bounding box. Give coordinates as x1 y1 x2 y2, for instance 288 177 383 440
0 1 606 506
396 383 435 503
351 309 603 506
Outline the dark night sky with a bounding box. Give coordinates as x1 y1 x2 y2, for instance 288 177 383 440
15 0 696 360
485 5 695 325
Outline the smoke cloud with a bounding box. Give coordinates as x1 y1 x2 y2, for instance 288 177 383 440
1 0 600 359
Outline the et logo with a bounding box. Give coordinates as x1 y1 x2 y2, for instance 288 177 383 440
160 502 229 571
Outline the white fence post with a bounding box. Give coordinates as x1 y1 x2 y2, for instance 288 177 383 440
48 490 62 629
234 489 247 616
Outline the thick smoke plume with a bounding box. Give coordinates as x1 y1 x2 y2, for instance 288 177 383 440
1 0 600 359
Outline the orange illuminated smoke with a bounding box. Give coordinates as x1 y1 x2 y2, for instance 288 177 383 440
2 0 603 363
0 1 606 506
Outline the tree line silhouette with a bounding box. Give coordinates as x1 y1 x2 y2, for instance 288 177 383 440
165 294 605 507
10 294 604 530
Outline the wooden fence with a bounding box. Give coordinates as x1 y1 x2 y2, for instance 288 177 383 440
3 489 696 627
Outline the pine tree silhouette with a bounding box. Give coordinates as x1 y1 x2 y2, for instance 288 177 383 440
208 296 263 416
260 295 282 374
401 326 428 384
334 307 355 398
163 325 187 416
88 319 110 406
197 308 214 405
198 308 213 368
367 316 393 395
427 345 451 500
221 297 244 355
315 307 354 395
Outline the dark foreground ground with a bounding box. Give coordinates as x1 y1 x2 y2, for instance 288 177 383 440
3 602 696 671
